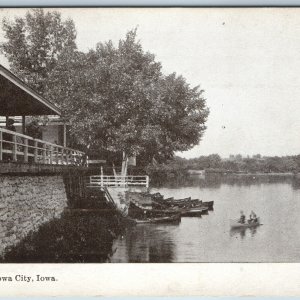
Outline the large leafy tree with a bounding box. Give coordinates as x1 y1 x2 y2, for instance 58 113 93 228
1 9 209 169
1 8 77 95
48 29 209 167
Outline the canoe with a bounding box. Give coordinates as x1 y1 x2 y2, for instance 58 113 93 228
230 218 261 229
129 213 181 224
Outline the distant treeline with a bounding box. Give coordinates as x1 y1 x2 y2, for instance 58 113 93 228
146 154 300 184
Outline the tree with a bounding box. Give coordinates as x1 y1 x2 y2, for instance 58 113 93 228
1 8 77 95
2 10 209 171
49 29 209 172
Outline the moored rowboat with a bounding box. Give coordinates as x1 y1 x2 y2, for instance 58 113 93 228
181 207 207 217
128 213 181 224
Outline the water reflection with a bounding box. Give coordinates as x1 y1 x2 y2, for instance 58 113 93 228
230 227 258 239
111 174 300 262
111 224 176 263
292 177 300 190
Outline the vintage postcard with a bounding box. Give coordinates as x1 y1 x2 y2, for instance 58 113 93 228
0 6 300 296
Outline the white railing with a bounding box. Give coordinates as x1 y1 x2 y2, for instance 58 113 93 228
88 175 149 188
0 127 86 166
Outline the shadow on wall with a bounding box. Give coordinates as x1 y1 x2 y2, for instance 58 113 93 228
0 211 123 263
0 175 68 256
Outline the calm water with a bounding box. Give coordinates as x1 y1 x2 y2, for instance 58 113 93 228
110 175 300 262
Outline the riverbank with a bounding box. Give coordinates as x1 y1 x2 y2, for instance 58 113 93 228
0 210 124 263
213 172 295 176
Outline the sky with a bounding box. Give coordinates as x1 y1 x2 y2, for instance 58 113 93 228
1 8 300 158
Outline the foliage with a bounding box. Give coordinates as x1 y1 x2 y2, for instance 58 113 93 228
1 10 209 164
145 156 189 185
1 8 77 94
46 29 209 160
153 154 300 179
25 119 43 139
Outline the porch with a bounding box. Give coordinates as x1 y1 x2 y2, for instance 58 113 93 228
0 64 86 169
0 127 85 166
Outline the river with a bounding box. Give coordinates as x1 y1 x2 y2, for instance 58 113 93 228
110 174 300 262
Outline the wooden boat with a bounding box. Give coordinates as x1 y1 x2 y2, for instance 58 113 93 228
230 218 261 229
200 206 209 215
180 207 206 217
171 197 191 203
128 213 181 224
163 197 174 202
128 201 182 218
191 199 202 205
202 201 214 209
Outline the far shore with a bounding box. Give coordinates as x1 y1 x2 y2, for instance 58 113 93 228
230 172 295 176
195 171 299 176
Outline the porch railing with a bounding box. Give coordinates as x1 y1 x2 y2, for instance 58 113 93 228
88 175 149 188
0 127 86 166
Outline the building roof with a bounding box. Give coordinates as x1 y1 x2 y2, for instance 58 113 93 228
0 64 61 116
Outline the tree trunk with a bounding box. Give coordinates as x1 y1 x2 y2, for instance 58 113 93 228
121 152 128 177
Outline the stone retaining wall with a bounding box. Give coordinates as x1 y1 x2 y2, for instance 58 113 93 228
0 175 67 256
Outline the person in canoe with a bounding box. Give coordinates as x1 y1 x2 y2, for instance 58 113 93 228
238 211 246 224
248 210 258 223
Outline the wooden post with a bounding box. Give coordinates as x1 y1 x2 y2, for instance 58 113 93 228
12 134 17 161
42 144 46 164
49 145 53 164
112 163 117 176
146 176 149 188
56 147 59 164
24 138 28 163
101 166 104 187
65 150 69 165
0 131 2 161
62 149 66 165
121 151 128 177
34 140 38 163
63 123 67 148
22 116 26 134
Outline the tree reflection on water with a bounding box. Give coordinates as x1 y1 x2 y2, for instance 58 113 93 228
111 224 176 263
